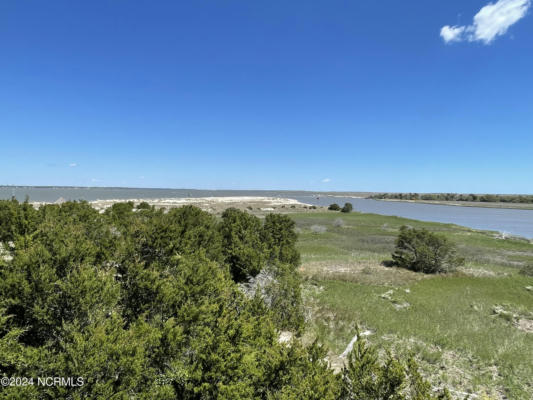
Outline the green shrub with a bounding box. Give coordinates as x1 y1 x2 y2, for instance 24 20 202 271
341 202 353 213
328 203 341 211
219 208 266 282
264 263 305 332
340 327 451 399
262 213 300 267
136 201 151 210
392 226 464 274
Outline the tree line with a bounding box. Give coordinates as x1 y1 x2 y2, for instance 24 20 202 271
369 192 533 204
0 198 451 399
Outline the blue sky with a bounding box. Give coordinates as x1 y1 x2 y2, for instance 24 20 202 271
1 1 532 193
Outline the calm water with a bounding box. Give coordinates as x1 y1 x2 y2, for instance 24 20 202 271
293 195 533 239
1 187 532 239
0 186 302 202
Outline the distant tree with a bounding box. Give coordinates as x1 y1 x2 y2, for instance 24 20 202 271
392 226 463 274
328 203 341 211
341 203 353 213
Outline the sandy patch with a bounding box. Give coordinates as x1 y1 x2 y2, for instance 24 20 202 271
31 196 317 214
516 318 533 333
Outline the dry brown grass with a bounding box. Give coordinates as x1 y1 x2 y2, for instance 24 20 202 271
300 260 426 286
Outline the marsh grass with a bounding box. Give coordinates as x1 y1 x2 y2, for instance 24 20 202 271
293 212 533 399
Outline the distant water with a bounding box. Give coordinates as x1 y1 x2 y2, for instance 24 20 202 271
0 186 312 203
1 187 532 239
292 195 533 239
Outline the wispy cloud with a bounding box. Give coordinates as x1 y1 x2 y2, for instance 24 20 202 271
69 162 77 167
441 0 531 44
321 178 331 183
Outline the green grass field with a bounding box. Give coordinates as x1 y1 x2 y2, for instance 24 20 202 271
291 211 533 399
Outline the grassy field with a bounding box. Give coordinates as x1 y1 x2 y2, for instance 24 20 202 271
291 211 533 399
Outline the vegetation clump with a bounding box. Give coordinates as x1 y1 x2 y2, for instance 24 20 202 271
392 226 464 274
341 203 353 213
341 328 451 400
328 203 341 211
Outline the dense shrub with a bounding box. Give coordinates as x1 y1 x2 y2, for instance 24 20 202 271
262 213 300 268
341 203 353 213
0 197 37 243
264 263 305 332
392 226 464 274
219 208 266 282
136 201 151 210
328 203 341 211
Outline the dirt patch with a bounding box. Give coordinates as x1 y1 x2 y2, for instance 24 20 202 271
516 318 533 333
457 267 498 277
300 260 426 286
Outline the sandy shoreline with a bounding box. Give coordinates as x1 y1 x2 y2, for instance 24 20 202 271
31 196 316 214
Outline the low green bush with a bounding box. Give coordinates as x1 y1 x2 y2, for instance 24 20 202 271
328 203 341 211
392 226 464 274
136 201 151 210
341 202 353 213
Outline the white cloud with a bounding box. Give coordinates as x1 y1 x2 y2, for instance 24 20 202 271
470 0 531 43
321 178 331 183
440 25 466 43
69 162 77 167
441 0 531 44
